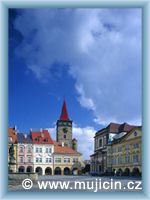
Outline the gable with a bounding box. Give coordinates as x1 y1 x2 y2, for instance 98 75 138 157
124 129 142 141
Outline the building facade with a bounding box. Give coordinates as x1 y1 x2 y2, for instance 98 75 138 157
53 141 84 175
90 122 139 175
31 129 54 175
107 127 142 176
17 133 33 173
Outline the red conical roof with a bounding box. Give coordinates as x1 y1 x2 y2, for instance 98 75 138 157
60 100 69 121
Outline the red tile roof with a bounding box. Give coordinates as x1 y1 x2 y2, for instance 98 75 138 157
31 129 54 144
53 141 81 155
8 128 17 143
96 122 139 136
60 100 69 121
107 122 138 133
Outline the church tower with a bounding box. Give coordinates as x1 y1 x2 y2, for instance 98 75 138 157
56 100 72 147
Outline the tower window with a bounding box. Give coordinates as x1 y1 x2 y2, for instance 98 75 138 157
64 135 66 139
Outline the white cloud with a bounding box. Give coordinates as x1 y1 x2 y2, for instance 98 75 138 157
75 84 95 111
13 8 142 125
46 125 96 160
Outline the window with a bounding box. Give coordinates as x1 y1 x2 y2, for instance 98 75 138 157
64 158 70 163
40 148 42 153
133 155 139 163
20 146 24 153
112 147 116 153
28 146 31 153
99 139 103 148
64 135 66 139
46 157 52 163
36 147 38 153
28 157 31 163
55 158 61 163
103 136 107 145
118 156 122 164
20 157 23 163
134 131 138 137
36 157 42 163
118 146 122 152
132 143 139 149
73 158 78 163
46 148 51 153
125 144 130 151
125 155 130 163
112 157 116 165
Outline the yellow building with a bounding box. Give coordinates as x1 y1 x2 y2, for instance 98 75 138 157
53 141 84 175
107 127 142 176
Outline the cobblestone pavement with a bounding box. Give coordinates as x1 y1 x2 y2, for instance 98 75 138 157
8 175 142 192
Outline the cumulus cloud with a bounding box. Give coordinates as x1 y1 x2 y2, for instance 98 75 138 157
13 8 142 125
47 124 96 160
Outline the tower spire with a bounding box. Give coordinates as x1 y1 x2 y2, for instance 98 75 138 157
60 99 69 121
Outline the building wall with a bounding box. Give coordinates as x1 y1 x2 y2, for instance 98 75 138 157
107 128 142 175
91 130 108 174
53 154 83 175
17 143 33 172
33 144 54 175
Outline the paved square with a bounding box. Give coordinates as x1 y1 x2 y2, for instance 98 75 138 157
9 175 142 192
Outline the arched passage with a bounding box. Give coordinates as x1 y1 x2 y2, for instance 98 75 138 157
18 166 25 173
26 166 33 173
64 167 70 175
54 167 61 175
45 167 52 175
36 167 43 175
124 168 130 176
132 168 141 176
116 168 123 176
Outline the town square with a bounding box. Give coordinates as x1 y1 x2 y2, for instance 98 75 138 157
8 8 142 193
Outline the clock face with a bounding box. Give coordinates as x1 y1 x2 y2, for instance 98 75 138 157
63 128 68 133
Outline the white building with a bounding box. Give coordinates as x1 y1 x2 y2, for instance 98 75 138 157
31 129 54 175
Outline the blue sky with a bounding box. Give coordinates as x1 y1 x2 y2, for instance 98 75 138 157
9 8 142 159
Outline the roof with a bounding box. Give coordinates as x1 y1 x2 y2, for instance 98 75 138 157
31 129 54 144
17 133 33 144
53 141 81 155
111 126 142 144
59 100 69 121
8 128 17 143
96 122 139 135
